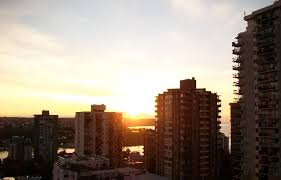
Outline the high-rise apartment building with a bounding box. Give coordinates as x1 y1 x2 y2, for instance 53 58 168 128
155 78 221 180
144 129 156 173
75 104 123 168
33 110 58 163
230 102 243 179
231 1 281 179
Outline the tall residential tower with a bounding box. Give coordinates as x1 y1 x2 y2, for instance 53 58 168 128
156 78 221 180
231 1 281 179
33 110 58 163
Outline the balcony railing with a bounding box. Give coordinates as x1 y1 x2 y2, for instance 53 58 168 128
233 48 242 55
232 41 242 47
232 65 241 71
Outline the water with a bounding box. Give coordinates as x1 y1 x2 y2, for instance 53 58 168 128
126 124 231 155
0 151 8 161
123 145 144 156
128 126 155 130
0 148 75 161
128 124 230 137
0 124 230 160
57 148 75 154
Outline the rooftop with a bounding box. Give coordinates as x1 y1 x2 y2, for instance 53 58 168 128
245 0 281 20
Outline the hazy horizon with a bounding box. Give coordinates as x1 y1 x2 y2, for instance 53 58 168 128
0 0 273 122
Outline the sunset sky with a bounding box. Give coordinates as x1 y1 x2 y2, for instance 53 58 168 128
0 0 272 121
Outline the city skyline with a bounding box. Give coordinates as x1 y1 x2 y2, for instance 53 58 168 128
0 0 273 122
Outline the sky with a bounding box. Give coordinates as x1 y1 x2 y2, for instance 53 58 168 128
0 0 274 121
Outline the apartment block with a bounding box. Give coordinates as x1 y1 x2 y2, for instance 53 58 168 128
74 104 123 168
218 132 229 154
230 102 243 179
8 136 32 161
231 1 281 179
144 129 156 173
33 110 58 163
156 78 221 180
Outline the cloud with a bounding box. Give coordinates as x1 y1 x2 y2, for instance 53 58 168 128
170 0 235 21
0 23 64 56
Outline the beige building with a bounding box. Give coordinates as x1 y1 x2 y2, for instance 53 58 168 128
231 1 281 179
75 104 123 168
155 78 221 180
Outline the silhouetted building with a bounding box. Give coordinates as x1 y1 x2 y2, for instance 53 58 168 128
75 104 122 167
144 129 156 173
33 110 58 163
155 78 221 180
218 132 231 180
230 102 243 180
231 1 281 179
218 133 229 154
8 136 32 161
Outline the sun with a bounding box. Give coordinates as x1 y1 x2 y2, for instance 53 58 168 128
124 108 143 119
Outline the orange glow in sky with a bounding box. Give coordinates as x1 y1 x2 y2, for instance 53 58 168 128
0 0 270 123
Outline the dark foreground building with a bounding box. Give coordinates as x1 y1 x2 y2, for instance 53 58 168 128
155 78 221 180
33 110 58 163
231 1 281 179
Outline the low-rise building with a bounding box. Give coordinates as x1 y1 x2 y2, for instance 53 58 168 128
8 136 32 161
53 154 110 180
53 154 169 180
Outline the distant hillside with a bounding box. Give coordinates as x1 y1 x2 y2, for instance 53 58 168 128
123 118 155 127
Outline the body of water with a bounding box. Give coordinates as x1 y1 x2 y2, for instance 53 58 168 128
0 148 75 161
128 124 230 137
123 145 144 156
126 124 230 155
0 151 8 161
0 124 230 160
58 147 75 154
128 126 155 130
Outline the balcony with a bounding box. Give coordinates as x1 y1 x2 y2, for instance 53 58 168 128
232 41 242 47
235 34 241 39
233 73 243 79
232 57 242 63
232 65 241 71
233 89 242 95
258 48 275 56
233 48 241 55
258 39 276 47
233 82 243 87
